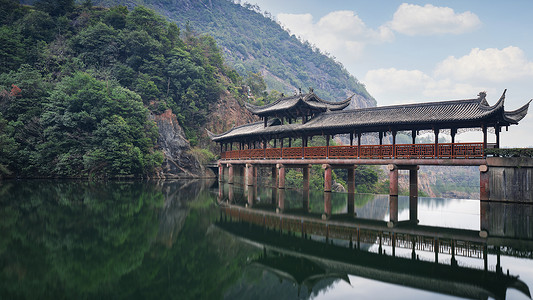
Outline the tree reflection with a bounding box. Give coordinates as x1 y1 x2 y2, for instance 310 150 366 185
0 180 164 298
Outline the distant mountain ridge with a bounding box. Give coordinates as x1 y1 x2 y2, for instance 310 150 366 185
94 0 376 108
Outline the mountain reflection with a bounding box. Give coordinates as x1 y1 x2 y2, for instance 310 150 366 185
1 180 533 299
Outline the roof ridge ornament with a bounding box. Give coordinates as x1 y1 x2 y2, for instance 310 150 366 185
478 91 489 106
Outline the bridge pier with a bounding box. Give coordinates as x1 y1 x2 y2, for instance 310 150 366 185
228 163 234 184
277 164 285 189
409 166 419 224
218 163 224 182
303 165 310 191
388 164 399 225
323 164 332 192
347 166 356 215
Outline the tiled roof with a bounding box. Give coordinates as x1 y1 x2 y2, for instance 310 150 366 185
209 91 530 142
244 92 352 116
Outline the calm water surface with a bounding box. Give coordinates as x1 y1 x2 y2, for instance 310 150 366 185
1 179 532 299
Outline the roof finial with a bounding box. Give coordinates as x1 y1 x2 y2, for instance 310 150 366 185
309 87 314 93
299 88 302 94
478 91 488 106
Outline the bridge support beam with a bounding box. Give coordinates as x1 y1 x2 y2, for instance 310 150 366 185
323 164 332 192
388 164 399 225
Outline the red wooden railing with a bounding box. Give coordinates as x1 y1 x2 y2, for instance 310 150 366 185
220 143 485 160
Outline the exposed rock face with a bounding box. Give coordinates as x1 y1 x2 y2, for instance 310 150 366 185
151 109 204 178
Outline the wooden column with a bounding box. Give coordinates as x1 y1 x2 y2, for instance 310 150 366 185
379 132 383 145
434 128 439 158
357 133 361 158
495 125 501 149
323 164 332 192
392 130 397 158
482 124 487 151
412 130 416 144
451 128 457 158
388 164 398 224
350 132 354 146
409 167 418 223
326 135 330 158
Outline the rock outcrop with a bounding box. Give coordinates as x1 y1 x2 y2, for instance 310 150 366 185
151 109 204 178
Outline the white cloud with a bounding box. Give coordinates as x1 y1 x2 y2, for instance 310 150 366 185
435 46 533 82
364 46 533 108
388 3 481 36
277 10 393 60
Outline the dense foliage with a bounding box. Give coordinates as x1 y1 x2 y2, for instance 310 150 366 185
485 148 533 158
92 0 375 104
0 1 237 177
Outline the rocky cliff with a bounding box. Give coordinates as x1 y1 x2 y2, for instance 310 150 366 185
151 109 205 178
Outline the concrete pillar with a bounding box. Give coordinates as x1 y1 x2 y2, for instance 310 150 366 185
277 164 285 189
246 163 254 186
323 164 332 192
272 166 278 188
388 164 398 224
228 164 234 184
347 167 355 194
302 165 310 191
347 167 356 215
409 167 418 223
480 164 489 201
253 166 257 186
218 163 224 182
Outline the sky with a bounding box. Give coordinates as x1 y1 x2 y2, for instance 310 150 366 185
242 0 533 147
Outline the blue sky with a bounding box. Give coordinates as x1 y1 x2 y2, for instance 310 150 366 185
242 0 533 147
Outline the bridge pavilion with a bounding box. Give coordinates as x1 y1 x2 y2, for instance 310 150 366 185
208 89 530 219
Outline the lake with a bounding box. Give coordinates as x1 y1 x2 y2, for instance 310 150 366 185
1 179 532 299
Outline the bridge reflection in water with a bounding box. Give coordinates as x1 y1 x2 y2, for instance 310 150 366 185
216 183 533 300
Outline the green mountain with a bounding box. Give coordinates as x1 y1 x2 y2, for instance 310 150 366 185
0 1 241 178
93 0 376 106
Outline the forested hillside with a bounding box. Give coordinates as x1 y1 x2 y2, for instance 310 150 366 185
92 0 376 107
0 0 244 178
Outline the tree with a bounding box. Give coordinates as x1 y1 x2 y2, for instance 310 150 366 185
35 0 74 17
